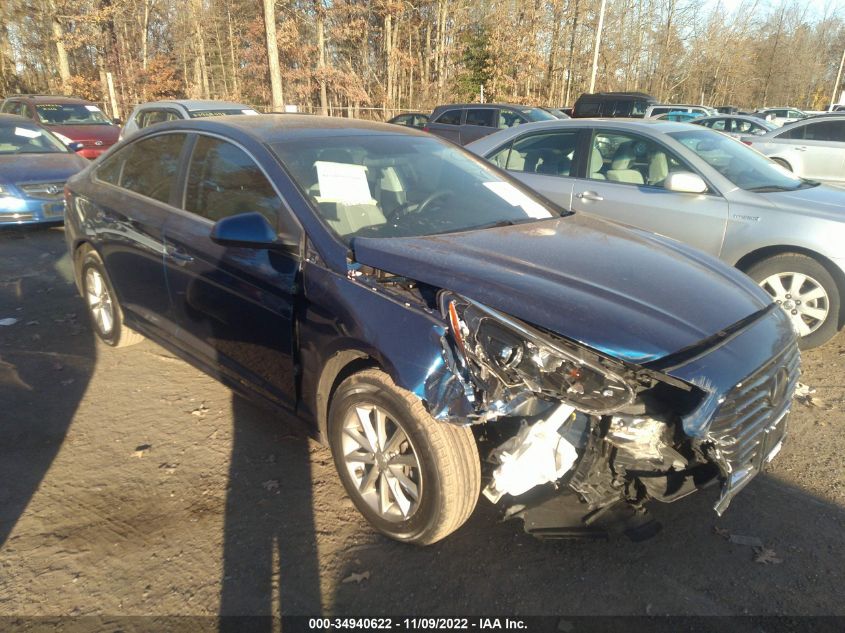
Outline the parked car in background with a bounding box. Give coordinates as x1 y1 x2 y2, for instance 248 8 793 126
740 114 845 184
752 108 806 127
571 91 658 118
693 114 777 138
468 118 845 348
541 107 571 119
653 111 705 123
645 104 716 118
121 100 259 139
386 112 429 129
64 114 798 544
716 106 739 114
0 95 120 159
0 114 88 226
424 103 555 145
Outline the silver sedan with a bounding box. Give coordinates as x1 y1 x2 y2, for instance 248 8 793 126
740 114 845 185
692 114 777 138
467 118 845 348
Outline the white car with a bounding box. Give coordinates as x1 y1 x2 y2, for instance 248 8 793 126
644 104 716 118
753 108 806 127
120 100 259 139
741 115 845 184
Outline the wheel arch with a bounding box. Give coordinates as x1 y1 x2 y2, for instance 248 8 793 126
314 349 382 444
71 239 95 295
734 245 845 328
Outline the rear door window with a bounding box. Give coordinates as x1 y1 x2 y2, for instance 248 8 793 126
779 125 806 140
488 130 580 177
576 100 601 116
465 108 496 127
96 133 186 203
434 109 462 125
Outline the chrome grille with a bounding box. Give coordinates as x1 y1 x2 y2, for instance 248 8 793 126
707 342 800 514
18 182 65 199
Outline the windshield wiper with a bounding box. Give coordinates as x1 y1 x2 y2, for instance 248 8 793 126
747 185 798 193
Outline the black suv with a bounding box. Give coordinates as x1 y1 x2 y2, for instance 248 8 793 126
425 103 555 145
572 92 658 118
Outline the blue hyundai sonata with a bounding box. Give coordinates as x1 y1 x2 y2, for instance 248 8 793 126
0 114 88 226
64 115 799 544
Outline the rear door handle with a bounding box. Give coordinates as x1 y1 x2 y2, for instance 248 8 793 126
794 146 807 151
575 191 604 202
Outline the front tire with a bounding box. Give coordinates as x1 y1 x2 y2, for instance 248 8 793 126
79 247 145 348
328 369 480 545
746 253 840 349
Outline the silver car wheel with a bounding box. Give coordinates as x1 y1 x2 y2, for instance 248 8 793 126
340 403 423 523
760 272 829 337
85 268 115 335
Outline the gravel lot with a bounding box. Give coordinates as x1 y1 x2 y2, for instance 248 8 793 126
1 226 844 617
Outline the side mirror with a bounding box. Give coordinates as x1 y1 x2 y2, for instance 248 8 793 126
112 118 122 125
665 171 708 194
210 212 297 251
68 141 85 153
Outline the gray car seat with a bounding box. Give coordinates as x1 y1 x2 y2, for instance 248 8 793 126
606 144 644 184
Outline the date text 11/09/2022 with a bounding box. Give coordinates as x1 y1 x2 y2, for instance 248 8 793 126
308 618 527 630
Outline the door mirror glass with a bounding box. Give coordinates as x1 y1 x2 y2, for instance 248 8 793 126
210 212 296 250
664 171 708 193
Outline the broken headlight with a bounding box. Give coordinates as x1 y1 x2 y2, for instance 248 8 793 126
441 293 635 415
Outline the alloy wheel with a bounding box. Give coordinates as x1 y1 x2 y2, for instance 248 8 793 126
85 268 115 336
340 403 423 522
759 271 829 337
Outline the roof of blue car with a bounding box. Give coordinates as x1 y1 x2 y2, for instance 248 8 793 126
153 113 427 141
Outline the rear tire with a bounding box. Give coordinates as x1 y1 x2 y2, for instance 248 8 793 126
78 247 145 348
328 369 480 545
746 253 839 349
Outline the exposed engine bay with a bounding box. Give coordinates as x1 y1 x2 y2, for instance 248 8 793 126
425 292 790 540
358 267 798 541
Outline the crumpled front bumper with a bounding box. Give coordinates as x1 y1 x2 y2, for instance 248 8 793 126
658 303 799 514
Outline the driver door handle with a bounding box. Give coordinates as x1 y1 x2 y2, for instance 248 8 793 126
576 191 604 202
165 247 195 266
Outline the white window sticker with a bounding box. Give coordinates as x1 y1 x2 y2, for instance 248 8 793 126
483 181 552 219
85 105 102 112
315 161 373 204
241 109 259 115
14 127 41 139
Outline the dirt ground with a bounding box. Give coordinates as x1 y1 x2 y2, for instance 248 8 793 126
1 226 844 618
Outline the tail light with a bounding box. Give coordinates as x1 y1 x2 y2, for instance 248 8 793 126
742 140 752 146
422 126 430 132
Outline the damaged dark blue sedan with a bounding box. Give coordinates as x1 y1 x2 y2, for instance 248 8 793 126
64 115 800 544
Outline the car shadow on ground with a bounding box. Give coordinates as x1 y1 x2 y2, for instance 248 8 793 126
326 473 845 615
0 226 96 549
217 394 323 625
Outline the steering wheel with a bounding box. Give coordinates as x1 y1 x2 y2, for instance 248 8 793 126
387 190 451 222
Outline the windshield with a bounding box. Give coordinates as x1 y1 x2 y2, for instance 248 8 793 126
518 107 556 123
668 129 812 192
271 134 557 242
36 103 111 125
0 123 69 154
189 108 258 118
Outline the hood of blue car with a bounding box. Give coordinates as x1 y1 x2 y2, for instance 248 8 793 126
353 214 773 364
0 153 88 186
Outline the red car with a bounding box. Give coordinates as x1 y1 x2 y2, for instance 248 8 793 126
0 95 120 159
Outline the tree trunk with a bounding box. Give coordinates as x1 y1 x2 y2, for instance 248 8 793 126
263 0 284 111
46 0 71 94
316 0 328 116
